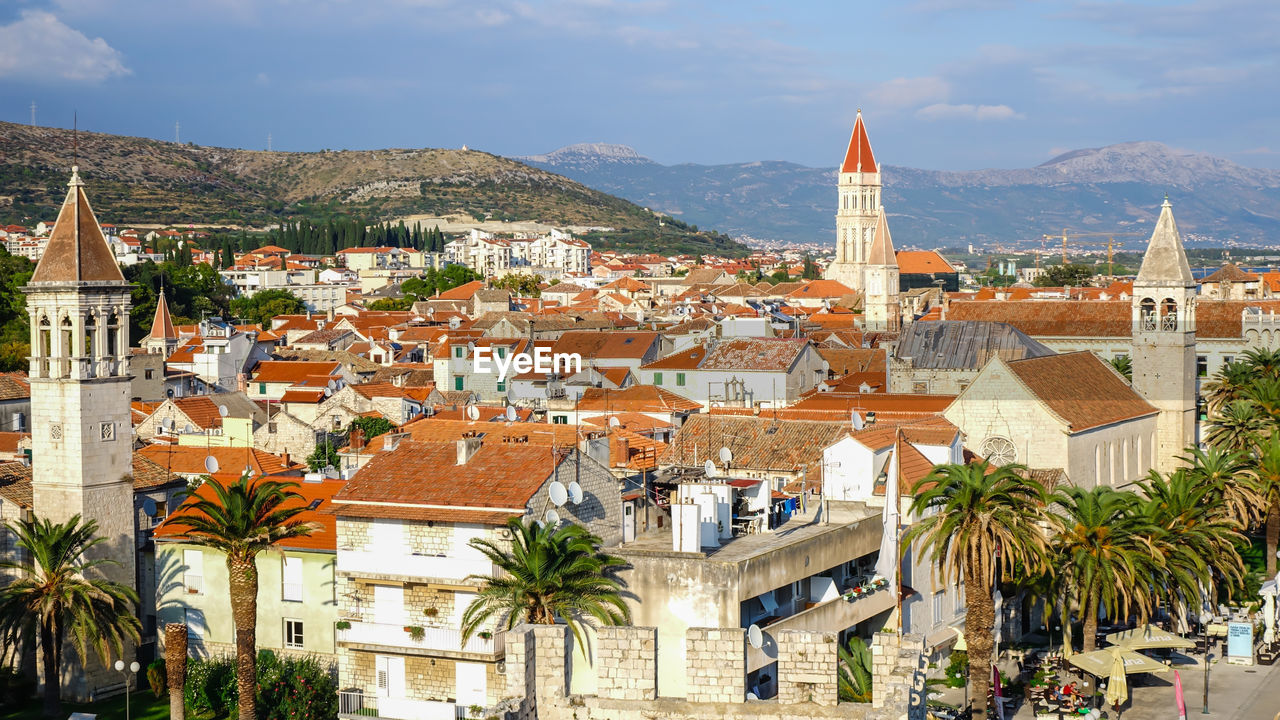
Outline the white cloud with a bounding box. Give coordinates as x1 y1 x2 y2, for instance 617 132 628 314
255 72 271 86
916 103 1024 121
0 11 128 82
866 76 950 110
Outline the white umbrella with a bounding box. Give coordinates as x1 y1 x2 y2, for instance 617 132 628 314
1261 580 1278 645
1068 646 1169 678
1105 624 1196 651
1104 648 1129 709
993 590 1004 656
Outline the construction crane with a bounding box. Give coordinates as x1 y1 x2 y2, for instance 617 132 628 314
1043 229 1145 265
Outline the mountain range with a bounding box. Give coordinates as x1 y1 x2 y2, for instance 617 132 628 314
517 142 1280 247
0 122 747 257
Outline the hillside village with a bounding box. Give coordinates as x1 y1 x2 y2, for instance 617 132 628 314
4 112 1280 720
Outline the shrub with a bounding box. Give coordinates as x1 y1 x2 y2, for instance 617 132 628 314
944 650 968 688
184 655 236 716
146 659 167 698
257 652 337 720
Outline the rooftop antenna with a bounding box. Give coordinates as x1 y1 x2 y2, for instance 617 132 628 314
175 120 180 144
29 101 35 127
267 133 272 152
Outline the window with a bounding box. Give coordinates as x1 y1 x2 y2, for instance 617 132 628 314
183 549 203 594
454 347 464 358
654 372 663 386
284 619 304 649
676 372 686 387
145 369 154 380
496 347 506 359
496 379 506 392
1197 356 1208 377
282 556 303 602
258 382 266 395
912 381 928 394
552 415 568 424
933 592 945 624
454 376 464 391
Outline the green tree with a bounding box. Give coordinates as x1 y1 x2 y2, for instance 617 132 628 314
1205 400 1268 455
1108 355 1132 382
903 461 1052 720
1181 446 1257 531
175 476 317 720
1203 360 1255 413
459 518 630 646
1050 487 1160 653
1033 263 1094 287
837 635 872 703
490 272 543 297
0 515 142 718
307 443 340 472
348 416 396 441
0 249 35 370
231 289 306 326
1251 432 1280 576
801 254 819 280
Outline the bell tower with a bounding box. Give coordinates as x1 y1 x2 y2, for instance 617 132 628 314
862 206 900 332
22 165 135 699
824 110 880 291
1130 198 1196 473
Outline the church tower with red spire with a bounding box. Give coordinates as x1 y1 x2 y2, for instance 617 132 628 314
824 110 881 291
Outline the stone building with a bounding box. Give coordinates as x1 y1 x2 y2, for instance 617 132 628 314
862 207 900 333
824 110 881 293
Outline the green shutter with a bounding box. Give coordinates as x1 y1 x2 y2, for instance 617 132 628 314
677 372 686 387
654 372 663 386
454 376 464 391
497 379 506 392
258 382 266 394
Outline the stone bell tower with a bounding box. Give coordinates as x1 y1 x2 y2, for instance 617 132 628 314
1130 198 1197 473
824 110 881 292
22 165 135 699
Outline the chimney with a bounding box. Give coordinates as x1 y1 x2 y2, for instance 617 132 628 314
350 427 366 451
384 432 409 452
281 451 290 467
456 436 483 465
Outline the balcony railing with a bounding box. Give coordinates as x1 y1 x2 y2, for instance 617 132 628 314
336 550 489 583
282 583 303 603
337 620 502 656
338 692 466 720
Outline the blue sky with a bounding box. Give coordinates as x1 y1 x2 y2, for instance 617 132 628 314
2 0 1277 171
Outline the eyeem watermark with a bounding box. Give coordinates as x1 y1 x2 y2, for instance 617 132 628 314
473 347 582 380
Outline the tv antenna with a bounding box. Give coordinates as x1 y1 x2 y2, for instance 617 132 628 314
267 133 272 152
29 101 35 127
175 120 180 144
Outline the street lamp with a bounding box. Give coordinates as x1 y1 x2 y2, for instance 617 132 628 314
1199 612 1211 715
114 660 141 720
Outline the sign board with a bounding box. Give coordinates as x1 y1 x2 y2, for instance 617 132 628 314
1227 621 1254 665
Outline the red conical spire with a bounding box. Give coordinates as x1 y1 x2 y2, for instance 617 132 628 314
148 287 177 342
840 110 878 174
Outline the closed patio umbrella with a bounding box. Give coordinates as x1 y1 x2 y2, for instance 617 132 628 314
1105 648 1129 709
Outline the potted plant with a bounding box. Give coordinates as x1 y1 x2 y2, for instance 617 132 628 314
424 607 439 618
405 625 425 642
335 620 351 630
478 631 493 640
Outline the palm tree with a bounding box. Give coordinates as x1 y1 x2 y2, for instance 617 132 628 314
837 635 872 703
1242 377 1280 422
1051 487 1160 653
1137 470 1246 620
903 461 1053 720
1181 446 1259 530
1108 355 1132 382
460 518 629 647
1253 432 1280 576
1243 347 1280 380
164 623 188 720
0 515 141 718
1203 360 1257 412
175 475 316 720
1205 400 1269 455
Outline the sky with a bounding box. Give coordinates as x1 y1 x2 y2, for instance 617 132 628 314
1 0 1278 171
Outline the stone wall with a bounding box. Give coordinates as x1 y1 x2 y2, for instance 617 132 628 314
685 628 744 703
483 624 923 720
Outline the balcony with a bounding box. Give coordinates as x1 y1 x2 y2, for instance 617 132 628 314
746 584 896 672
338 691 466 720
337 621 502 659
336 550 490 586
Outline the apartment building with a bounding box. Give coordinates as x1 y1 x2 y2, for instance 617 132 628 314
444 231 511 277
330 437 621 720
636 337 825 408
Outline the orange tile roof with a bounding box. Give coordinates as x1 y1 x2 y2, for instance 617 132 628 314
0 431 28 455
841 111 878 174
252 361 342 384
333 440 564 518
169 396 225 429
1006 351 1157 431
551 331 661 360
576 385 702 413
896 250 955 275
435 280 486 301
137 444 305 479
356 417 579 453
155 477 344 551
785 280 855 299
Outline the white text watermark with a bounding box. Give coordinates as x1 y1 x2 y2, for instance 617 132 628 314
472 346 582 380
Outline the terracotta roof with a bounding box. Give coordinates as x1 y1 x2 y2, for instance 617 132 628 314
1201 263 1259 284
0 462 32 507
132 454 183 490
661 414 847 477
840 110 878 174
350 382 411 400
137 445 305 480
642 338 808 372
169 396 226 429
155 477 344 551
435 280 486 301
356 417 579 453
896 250 955 275
252 361 342 384
816 348 884 376
551 331 660 360
333 440 563 518
785 280 855 299
147 290 177 341
30 170 125 284
0 432 28 455
946 298 1280 340
0 373 30 401
1005 352 1158 432
576 385 702 413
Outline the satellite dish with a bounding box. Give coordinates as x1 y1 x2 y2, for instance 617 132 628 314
704 459 717 477
567 481 583 505
243 464 254 477
162 417 174 430
548 481 568 507
449 316 461 330
719 447 732 465
504 405 517 422
852 412 864 431
142 497 157 517
747 624 763 649
183 423 193 433
820 359 830 375
218 404 229 417
324 388 332 397
203 455 220 474
608 416 620 428
544 508 560 525
327 379 337 391
466 405 480 421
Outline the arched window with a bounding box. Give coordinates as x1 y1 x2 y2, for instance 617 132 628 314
1140 298 1157 331
59 316 73 377
107 312 120 359
84 312 97 358
1161 298 1178 331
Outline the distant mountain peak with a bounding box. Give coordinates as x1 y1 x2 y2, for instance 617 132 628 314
518 143 653 166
